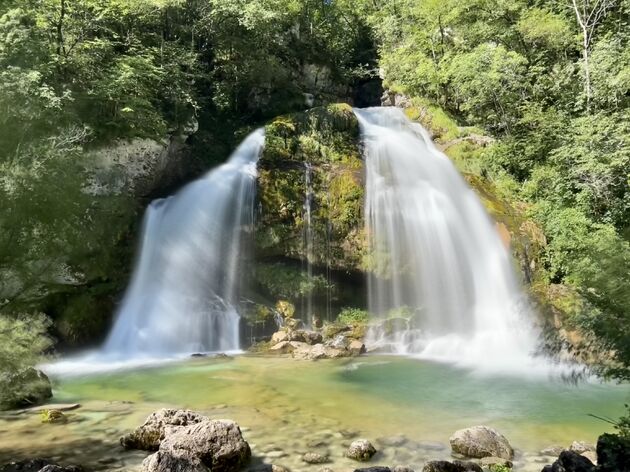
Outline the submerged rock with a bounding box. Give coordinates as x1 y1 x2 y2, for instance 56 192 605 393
449 426 514 460
120 408 206 450
541 450 595 472
302 452 330 464
353 468 390 472
422 461 482 472
346 439 377 461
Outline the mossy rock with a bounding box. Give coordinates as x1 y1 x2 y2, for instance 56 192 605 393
257 104 366 271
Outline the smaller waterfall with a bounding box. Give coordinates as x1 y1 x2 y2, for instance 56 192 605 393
356 108 542 371
103 129 265 359
302 162 315 326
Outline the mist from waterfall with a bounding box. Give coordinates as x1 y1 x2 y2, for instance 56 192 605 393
355 107 542 371
102 129 265 359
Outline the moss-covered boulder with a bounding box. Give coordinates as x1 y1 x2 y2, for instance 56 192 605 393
256 104 366 271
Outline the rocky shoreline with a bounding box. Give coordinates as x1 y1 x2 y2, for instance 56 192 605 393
2 406 627 472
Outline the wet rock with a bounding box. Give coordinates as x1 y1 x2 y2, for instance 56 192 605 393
158 419 251 471
0 460 81 472
348 340 367 355
569 441 595 454
422 461 482 472
480 456 512 468
347 439 377 461
596 433 630 472
248 466 291 472
302 452 330 464
353 468 390 472
120 408 206 450
340 429 360 439
376 436 408 447
449 426 514 460
141 449 208 472
288 330 323 345
269 341 295 354
540 446 564 456
541 450 595 472
271 330 289 344
392 467 415 472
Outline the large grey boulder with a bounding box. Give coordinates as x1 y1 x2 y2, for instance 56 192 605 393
141 450 208 472
449 426 514 460
120 408 206 450
158 420 251 472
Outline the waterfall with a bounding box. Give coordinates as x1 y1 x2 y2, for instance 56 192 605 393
302 162 314 326
355 107 540 370
103 129 265 358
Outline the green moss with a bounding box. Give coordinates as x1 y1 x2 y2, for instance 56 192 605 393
404 98 461 143
254 262 333 301
257 104 365 271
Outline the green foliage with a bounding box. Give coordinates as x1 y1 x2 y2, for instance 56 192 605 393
0 313 52 409
489 465 511 472
337 307 369 325
361 0 630 380
255 263 332 301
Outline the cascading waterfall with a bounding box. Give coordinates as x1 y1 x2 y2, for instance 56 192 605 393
355 107 541 370
103 129 265 358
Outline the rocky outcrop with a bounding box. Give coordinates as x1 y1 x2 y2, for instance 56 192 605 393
158 420 251 472
449 426 514 460
266 328 366 360
123 409 250 472
121 409 206 450
346 439 377 461
541 450 595 472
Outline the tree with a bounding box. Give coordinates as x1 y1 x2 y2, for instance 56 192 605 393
569 0 617 110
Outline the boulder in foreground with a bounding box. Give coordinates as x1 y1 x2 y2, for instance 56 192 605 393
449 425 513 460
123 409 250 472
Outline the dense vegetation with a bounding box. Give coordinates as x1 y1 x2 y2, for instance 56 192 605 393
0 0 628 405
361 0 629 380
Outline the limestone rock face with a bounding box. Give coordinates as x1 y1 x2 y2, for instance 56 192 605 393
346 439 377 462
120 409 206 450
449 426 514 460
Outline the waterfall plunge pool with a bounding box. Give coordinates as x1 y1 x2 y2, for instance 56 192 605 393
1 355 627 471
